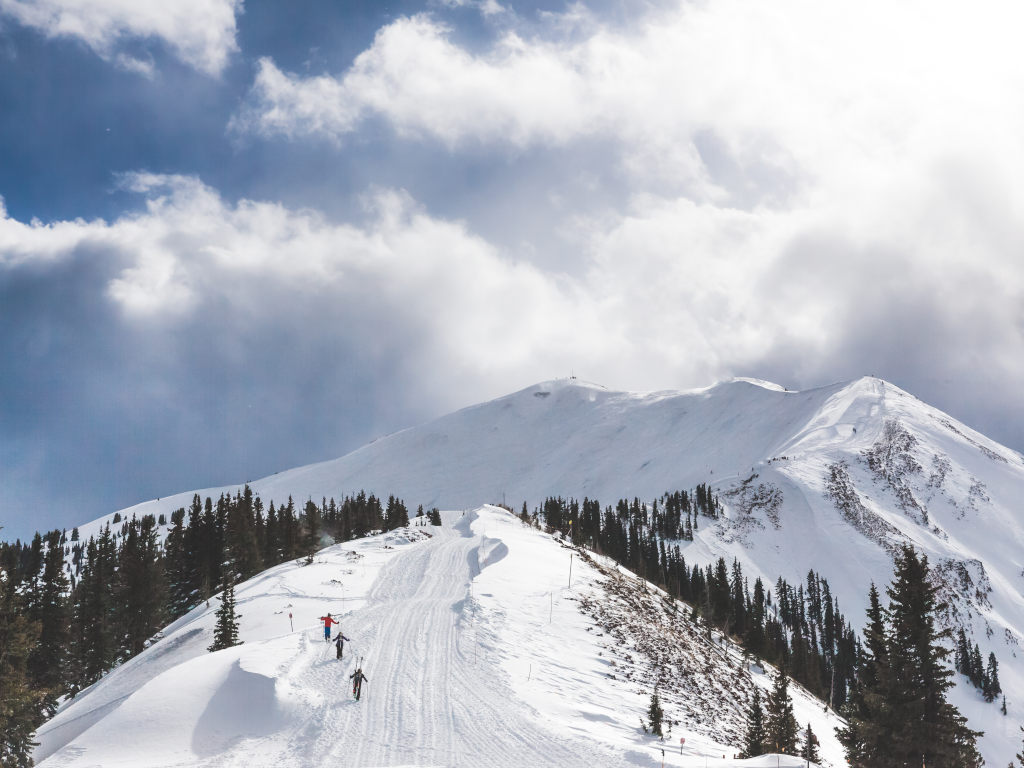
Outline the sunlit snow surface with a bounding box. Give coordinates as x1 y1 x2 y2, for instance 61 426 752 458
55 377 1024 765
38 508 836 767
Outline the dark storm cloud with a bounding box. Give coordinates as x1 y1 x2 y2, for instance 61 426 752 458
0 238 429 540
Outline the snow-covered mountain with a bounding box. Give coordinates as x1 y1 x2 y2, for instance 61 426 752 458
59 376 1024 764
37 507 842 767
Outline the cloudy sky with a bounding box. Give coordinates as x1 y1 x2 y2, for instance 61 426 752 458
2 0 1023 540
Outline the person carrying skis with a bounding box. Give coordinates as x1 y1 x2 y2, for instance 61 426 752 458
350 666 368 700
320 612 340 642
334 630 351 659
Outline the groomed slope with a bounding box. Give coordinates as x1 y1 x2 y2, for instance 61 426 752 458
36 507 837 767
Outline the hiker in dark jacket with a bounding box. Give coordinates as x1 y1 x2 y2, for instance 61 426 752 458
350 667 368 700
334 631 351 660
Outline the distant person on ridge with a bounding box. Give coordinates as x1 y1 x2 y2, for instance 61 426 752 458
320 613 339 642
350 667 368 700
334 631 351 659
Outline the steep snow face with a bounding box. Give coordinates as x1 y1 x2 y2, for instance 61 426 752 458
90 377 845 534
68 376 1024 764
37 507 837 768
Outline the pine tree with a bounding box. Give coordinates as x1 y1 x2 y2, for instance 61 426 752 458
70 527 118 690
745 577 766 656
955 627 970 676
740 687 766 757
428 508 442 526
884 545 982 768
969 642 984 689
208 573 242 652
226 486 261 579
27 529 70 712
116 516 166 656
0 565 45 767
842 582 893 766
983 652 1001 702
164 508 193 616
304 499 321 564
801 722 821 764
645 689 664 738
765 663 798 754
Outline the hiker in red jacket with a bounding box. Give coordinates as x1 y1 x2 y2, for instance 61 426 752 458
320 613 340 642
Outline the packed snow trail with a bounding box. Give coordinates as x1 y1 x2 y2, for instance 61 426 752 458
286 511 615 767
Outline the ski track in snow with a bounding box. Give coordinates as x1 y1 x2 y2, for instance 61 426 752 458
193 514 616 768
307 516 610 767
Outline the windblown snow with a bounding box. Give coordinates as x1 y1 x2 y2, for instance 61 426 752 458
49 376 1024 765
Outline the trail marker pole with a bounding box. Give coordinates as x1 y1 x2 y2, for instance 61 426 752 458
289 612 293 632
568 554 573 589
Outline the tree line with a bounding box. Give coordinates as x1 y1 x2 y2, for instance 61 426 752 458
526 491 857 708
530 492 994 766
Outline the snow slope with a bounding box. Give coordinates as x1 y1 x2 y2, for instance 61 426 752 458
36 507 837 767
63 376 1024 764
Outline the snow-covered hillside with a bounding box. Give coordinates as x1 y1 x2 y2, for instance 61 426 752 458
66 376 1024 764
37 507 838 767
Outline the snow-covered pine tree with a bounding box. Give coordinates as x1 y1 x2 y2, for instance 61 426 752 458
739 687 766 758
765 663 798 754
207 573 242 652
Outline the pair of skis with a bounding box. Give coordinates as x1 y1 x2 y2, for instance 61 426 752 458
351 655 368 702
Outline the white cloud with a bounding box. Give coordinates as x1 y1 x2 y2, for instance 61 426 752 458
233 2 1024 206
0 177 603 405
433 0 506 17
225 0 1024 408
0 0 240 74
3 170 1024 423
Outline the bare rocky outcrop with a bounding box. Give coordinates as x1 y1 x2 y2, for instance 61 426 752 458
825 461 902 554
